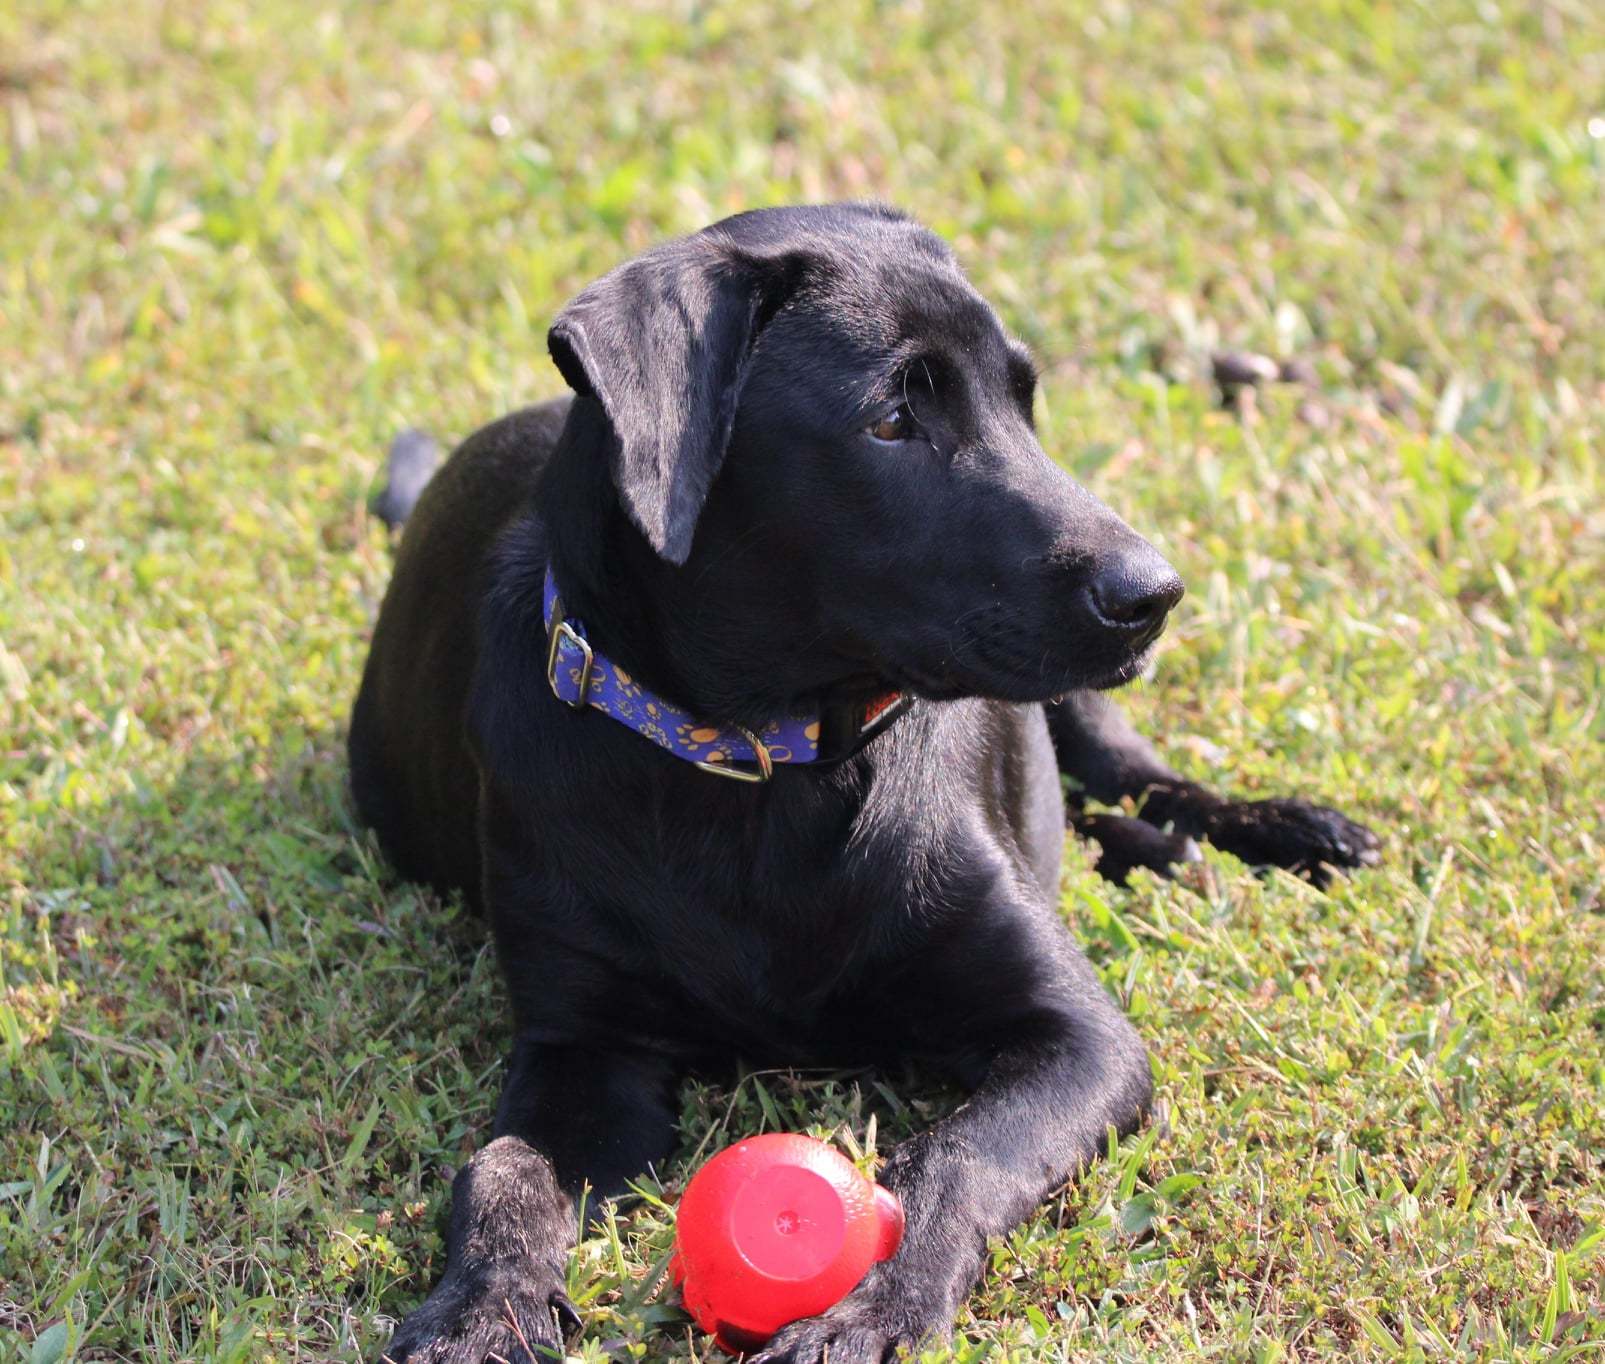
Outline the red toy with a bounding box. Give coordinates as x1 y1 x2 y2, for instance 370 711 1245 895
670 1133 905 1353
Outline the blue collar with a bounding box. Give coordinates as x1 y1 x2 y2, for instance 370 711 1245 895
543 569 910 782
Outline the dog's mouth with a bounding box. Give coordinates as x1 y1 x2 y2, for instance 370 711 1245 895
835 600 1164 707
869 614 1161 704
875 642 1156 705
1076 641 1161 692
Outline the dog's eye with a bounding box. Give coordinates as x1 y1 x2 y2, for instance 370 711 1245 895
866 406 918 443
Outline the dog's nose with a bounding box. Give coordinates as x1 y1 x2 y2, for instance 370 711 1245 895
1088 546 1184 639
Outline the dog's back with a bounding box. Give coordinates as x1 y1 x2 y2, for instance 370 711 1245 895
349 397 573 904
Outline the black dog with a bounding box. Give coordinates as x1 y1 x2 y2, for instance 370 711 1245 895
350 204 1378 1364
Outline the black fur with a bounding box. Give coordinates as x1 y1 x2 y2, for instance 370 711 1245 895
350 205 1378 1363
370 429 441 532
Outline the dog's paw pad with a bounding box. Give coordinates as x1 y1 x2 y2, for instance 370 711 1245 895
379 1277 573 1364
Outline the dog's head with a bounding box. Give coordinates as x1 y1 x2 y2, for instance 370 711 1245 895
547 204 1181 713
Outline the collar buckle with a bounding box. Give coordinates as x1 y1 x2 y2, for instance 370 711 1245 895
859 691 913 741
815 691 913 764
693 725 773 783
545 597 594 708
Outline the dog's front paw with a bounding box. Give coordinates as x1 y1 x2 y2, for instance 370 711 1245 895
379 1266 579 1364
1209 797 1381 887
1075 812 1205 886
747 1276 947 1364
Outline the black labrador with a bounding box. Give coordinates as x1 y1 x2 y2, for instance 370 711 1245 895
349 203 1378 1364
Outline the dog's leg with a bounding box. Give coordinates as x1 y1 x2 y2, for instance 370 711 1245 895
379 1040 677 1364
1047 691 1380 886
751 934 1150 1364
1069 809 1203 883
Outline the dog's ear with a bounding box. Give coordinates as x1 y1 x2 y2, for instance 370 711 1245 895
548 234 808 565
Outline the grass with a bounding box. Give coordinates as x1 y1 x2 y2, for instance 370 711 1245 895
3 0 1604 1358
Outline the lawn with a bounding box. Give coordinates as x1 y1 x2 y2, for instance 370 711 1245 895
3 0 1604 1359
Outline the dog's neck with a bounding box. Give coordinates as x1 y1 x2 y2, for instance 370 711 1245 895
537 401 858 731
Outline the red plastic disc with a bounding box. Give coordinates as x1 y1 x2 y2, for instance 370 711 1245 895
673 1133 905 1352
728 1162 848 1281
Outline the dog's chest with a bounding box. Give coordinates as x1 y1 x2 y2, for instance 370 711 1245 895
661 857 910 1047
552 781 935 1059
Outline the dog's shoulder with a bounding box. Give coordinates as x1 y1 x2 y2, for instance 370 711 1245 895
387 398 569 591
440 396 574 504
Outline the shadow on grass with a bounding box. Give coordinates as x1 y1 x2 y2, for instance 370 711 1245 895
7 727 955 1359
